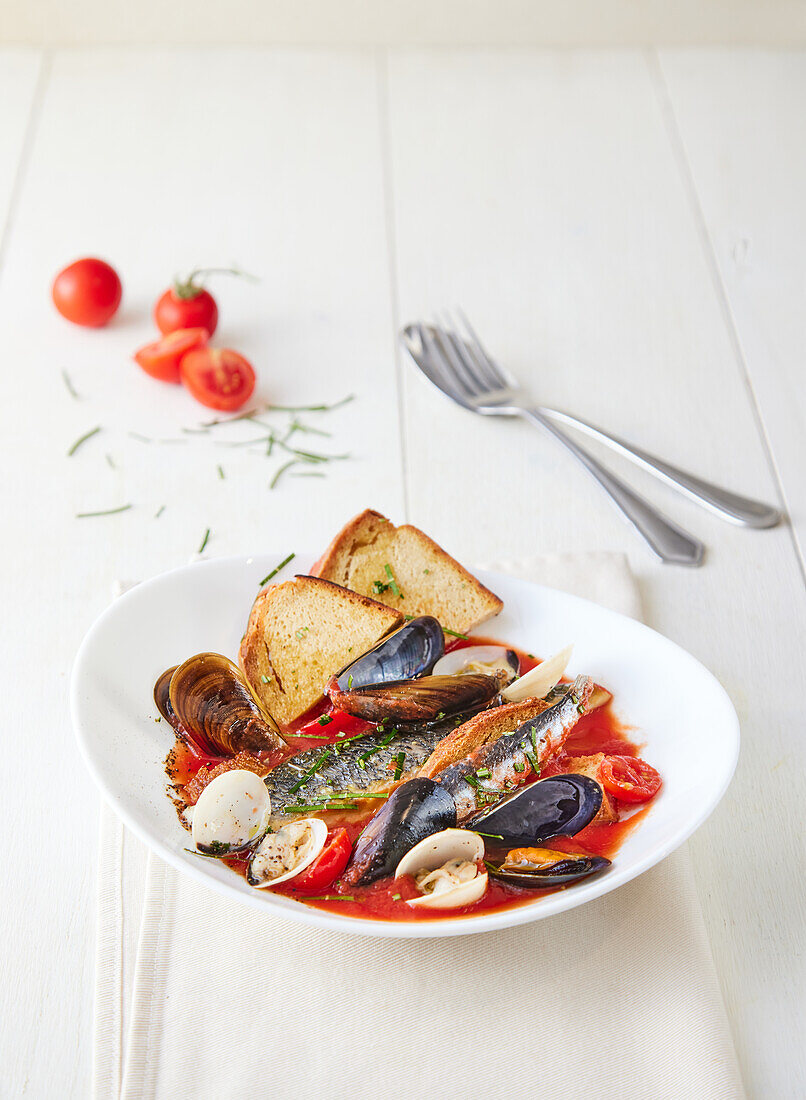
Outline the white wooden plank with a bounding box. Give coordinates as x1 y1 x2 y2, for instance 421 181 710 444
0 48 400 1098
0 52 42 253
658 49 806 577
386 48 805 1098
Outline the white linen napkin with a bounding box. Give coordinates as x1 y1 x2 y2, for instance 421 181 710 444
94 554 745 1100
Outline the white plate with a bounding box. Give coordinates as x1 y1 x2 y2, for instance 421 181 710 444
71 553 739 939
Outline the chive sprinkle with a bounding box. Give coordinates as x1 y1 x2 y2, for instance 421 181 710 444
392 752 405 781
217 464 225 479
443 627 468 639
383 563 403 599
270 459 298 489
476 768 491 779
198 527 211 554
317 714 333 726
155 505 166 519
268 395 355 414
259 552 295 587
62 370 80 399
306 895 356 902
525 750 540 774
105 453 116 469
76 503 132 518
67 425 101 456
513 761 526 773
287 747 332 794
391 893 402 901
474 832 504 840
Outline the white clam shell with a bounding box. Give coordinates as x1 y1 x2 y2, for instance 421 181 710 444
247 817 328 889
432 645 517 679
191 769 271 855
501 644 573 703
395 828 487 910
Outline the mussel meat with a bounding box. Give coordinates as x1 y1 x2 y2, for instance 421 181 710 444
329 672 504 724
167 652 285 757
191 768 272 856
467 774 603 849
488 846 610 888
334 615 444 691
344 777 457 886
432 645 519 684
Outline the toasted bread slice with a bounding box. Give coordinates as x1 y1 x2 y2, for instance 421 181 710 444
418 698 553 779
239 575 403 728
312 509 503 635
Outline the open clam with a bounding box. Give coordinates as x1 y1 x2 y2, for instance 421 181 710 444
501 645 573 703
433 645 519 684
246 817 328 888
488 846 610 888
191 769 272 856
396 828 487 909
166 652 285 756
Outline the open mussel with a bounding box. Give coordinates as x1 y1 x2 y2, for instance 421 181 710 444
334 615 444 692
166 652 286 757
344 777 457 886
154 666 178 725
467 774 603 849
488 846 610 889
329 672 505 724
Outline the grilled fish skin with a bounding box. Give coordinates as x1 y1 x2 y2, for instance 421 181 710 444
264 719 458 822
435 676 594 821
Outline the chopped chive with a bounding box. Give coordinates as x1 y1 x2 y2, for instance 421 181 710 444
217 464 225 479
383 563 402 599
76 503 132 519
105 453 116 469
270 459 298 489
513 761 526 773
443 627 468 639
474 832 504 840
198 527 211 554
525 750 540 774
154 504 165 519
391 893 401 901
62 370 80 399
317 715 333 726
290 471 326 478
392 752 405 781
260 675 270 684
287 747 332 794
128 432 152 443
476 768 491 779
67 425 101 456
259 552 296 586
306 895 356 901
329 792 389 801
293 733 330 739
268 395 355 414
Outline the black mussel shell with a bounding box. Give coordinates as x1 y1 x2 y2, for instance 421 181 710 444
490 848 611 889
167 652 286 756
330 673 501 724
467 774 603 849
343 777 457 886
334 616 444 691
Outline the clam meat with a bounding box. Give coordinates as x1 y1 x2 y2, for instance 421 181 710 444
246 817 328 888
395 828 487 909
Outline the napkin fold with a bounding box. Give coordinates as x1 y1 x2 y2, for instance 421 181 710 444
94 554 745 1100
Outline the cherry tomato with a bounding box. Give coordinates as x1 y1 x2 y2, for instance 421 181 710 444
290 829 352 895
133 327 209 384
600 755 662 803
52 258 122 327
179 347 255 411
154 285 218 337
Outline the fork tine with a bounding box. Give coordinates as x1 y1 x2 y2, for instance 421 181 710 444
432 318 483 398
440 309 493 392
418 323 468 404
454 308 511 390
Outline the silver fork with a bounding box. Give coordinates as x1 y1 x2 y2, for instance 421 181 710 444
401 316 717 564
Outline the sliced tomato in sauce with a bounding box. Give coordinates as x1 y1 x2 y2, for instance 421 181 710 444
599 755 662 803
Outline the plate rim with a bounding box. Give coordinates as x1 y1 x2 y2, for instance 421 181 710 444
70 552 740 939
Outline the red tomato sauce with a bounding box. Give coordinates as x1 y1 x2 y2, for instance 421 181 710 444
164 637 658 921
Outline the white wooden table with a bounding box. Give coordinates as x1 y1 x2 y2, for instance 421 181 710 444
1 47 803 1099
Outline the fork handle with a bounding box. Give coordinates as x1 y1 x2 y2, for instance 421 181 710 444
519 408 705 566
538 408 781 529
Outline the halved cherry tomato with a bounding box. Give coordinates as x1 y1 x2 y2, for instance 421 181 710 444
134 327 209 383
179 347 255 411
52 257 122 327
600 755 662 803
290 828 352 895
155 285 218 337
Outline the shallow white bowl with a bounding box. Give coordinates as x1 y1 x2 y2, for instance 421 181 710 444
71 553 739 939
